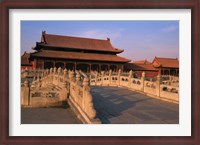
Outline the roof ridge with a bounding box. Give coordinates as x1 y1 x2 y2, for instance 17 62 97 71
34 32 124 53
156 57 178 60
45 33 108 42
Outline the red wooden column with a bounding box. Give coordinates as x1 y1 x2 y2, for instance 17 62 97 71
99 64 101 72
116 65 119 71
74 62 77 71
89 64 91 73
42 60 44 69
108 64 110 70
53 61 55 68
121 65 124 72
64 62 66 69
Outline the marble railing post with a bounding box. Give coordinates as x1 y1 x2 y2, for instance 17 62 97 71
156 74 161 97
37 74 41 89
53 67 57 74
22 69 28 78
82 77 96 119
57 67 61 85
53 67 57 84
75 71 81 86
49 68 53 84
95 71 98 85
128 70 133 87
21 79 30 106
60 80 69 101
101 71 104 85
68 71 75 101
141 71 145 92
109 70 112 85
69 71 75 83
63 68 67 80
117 69 121 86
57 67 61 75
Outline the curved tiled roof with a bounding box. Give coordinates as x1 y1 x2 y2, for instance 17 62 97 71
35 32 123 53
30 50 130 63
21 52 32 66
124 63 156 71
153 57 179 68
133 59 151 64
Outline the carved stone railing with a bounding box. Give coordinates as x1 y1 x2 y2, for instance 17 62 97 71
21 67 101 124
21 68 46 79
90 70 179 104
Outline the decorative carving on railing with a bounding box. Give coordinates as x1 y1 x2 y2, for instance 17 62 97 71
90 69 179 104
21 67 100 124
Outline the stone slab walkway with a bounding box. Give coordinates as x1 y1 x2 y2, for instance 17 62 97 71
21 107 81 124
91 86 179 124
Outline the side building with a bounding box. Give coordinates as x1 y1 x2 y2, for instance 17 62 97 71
22 31 130 72
152 57 179 76
21 52 33 69
124 59 158 77
124 57 179 77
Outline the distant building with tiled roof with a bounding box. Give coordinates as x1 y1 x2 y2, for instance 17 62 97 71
124 57 179 77
124 59 158 77
23 31 131 72
21 52 33 69
133 59 151 65
152 57 179 76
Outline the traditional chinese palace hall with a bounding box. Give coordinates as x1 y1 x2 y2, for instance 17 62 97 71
22 31 130 72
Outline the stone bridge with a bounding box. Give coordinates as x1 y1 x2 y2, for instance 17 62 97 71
90 70 179 103
21 68 179 124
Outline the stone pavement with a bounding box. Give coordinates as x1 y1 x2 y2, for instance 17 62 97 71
21 107 81 124
91 86 179 124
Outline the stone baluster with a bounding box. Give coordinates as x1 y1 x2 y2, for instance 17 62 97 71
109 69 112 85
24 79 29 87
101 71 104 85
95 71 98 85
141 71 145 92
22 68 28 78
57 67 62 85
46 69 48 75
41 71 44 78
82 77 96 119
75 71 81 86
53 67 57 74
60 80 69 101
46 69 49 81
49 68 53 84
117 69 121 86
37 74 41 89
168 75 172 85
63 68 67 80
50 68 53 74
128 70 133 87
37 74 40 81
156 74 161 98
58 67 61 76
33 75 36 81
53 67 57 84
21 79 30 106
69 71 75 83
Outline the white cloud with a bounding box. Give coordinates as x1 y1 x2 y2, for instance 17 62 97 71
161 25 178 32
76 29 123 41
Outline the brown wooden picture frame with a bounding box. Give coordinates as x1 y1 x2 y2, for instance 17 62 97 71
0 0 199 144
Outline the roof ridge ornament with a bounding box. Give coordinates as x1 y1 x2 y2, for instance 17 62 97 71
42 31 46 35
41 31 47 44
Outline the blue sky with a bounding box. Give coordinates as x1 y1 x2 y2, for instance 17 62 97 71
21 21 179 62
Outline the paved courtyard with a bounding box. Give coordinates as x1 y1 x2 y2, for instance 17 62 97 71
21 107 81 124
21 86 179 124
91 86 179 124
